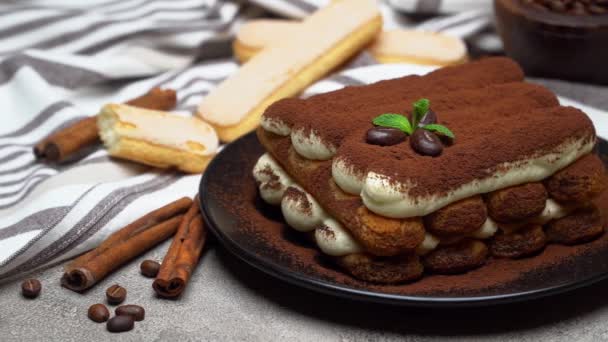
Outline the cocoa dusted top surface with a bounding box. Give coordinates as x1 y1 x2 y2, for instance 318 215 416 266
265 57 525 148
262 57 597 199
340 105 594 198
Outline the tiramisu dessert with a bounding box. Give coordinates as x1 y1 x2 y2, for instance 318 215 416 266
252 57 607 283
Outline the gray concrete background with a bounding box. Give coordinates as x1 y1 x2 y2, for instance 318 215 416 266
2 238 608 342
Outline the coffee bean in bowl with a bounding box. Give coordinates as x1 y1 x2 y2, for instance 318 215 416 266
140 260 160 278
495 0 608 84
88 304 110 323
106 284 127 305
115 305 145 321
21 279 41 299
106 315 134 333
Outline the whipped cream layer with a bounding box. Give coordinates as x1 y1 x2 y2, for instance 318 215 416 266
252 153 294 205
251 154 501 256
254 153 572 258
253 153 363 256
291 128 337 160
260 116 291 136
360 136 594 218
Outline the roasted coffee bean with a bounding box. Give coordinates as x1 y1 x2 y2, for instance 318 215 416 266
571 2 588 14
366 127 407 146
410 129 443 156
589 4 607 13
106 315 134 333
115 305 145 321
549 0 567 11
88 303 110 323
524 0 608 14
106 284 127 305
140 260 160 278
21 279 41 298
418 109 437 126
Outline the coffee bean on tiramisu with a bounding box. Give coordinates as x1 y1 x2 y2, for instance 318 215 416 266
88 303 110 323
106 315 134 333
106 284 127 305
21 279 41 298
115 305 145 321
366 127 407 146
140 260 161 278
417 109 437 126
410 129 443 156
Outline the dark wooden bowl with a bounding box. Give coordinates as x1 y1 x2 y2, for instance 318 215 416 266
494 0 608 85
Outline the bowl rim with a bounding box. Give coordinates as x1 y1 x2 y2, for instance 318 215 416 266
494 0 608 29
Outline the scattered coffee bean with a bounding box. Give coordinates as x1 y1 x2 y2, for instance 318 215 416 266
140 260 160 278
418 109 437 127
366 127 406 146
88 303 110 323
115 305 145 321
106 315 134 333
106 284 127 305
410 129 443 156
21 279 41 299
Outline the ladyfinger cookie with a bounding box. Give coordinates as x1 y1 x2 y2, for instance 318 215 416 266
198 0 382 142
98 104 218 173
368 29 467 65
233 19 467 66
233 19 299 63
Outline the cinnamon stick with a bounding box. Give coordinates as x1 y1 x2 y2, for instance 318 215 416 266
124 87 177 109
153 196 207 298
34 87 177 162
61 197 192 292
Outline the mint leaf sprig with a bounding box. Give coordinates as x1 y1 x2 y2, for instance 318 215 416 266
371 98 455 139
412 98 429 129
372 113 413 135
423 123 455 139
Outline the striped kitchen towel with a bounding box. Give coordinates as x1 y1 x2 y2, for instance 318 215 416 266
1 0 604 281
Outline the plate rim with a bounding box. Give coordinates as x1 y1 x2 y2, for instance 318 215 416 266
199 132 608 308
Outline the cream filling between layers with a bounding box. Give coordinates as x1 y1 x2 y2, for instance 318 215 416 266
332 157 366 195
254 153 363 256
254 148 581 257
361 136 595 218
291 128 337 160
252 153 294 205
260 116 291 136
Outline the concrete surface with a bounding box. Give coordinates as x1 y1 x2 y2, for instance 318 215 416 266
2 239 608 342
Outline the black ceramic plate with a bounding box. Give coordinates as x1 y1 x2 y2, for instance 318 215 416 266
199 132 608 307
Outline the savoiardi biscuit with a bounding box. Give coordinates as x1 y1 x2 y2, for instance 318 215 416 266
233 19 467 66
98 104 218 173
198 0 382 142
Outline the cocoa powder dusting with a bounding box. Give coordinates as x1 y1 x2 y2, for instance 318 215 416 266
265 57 525 148
284 187 312 215
263 57 594 201
212 152 608 296
260 166 281 191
